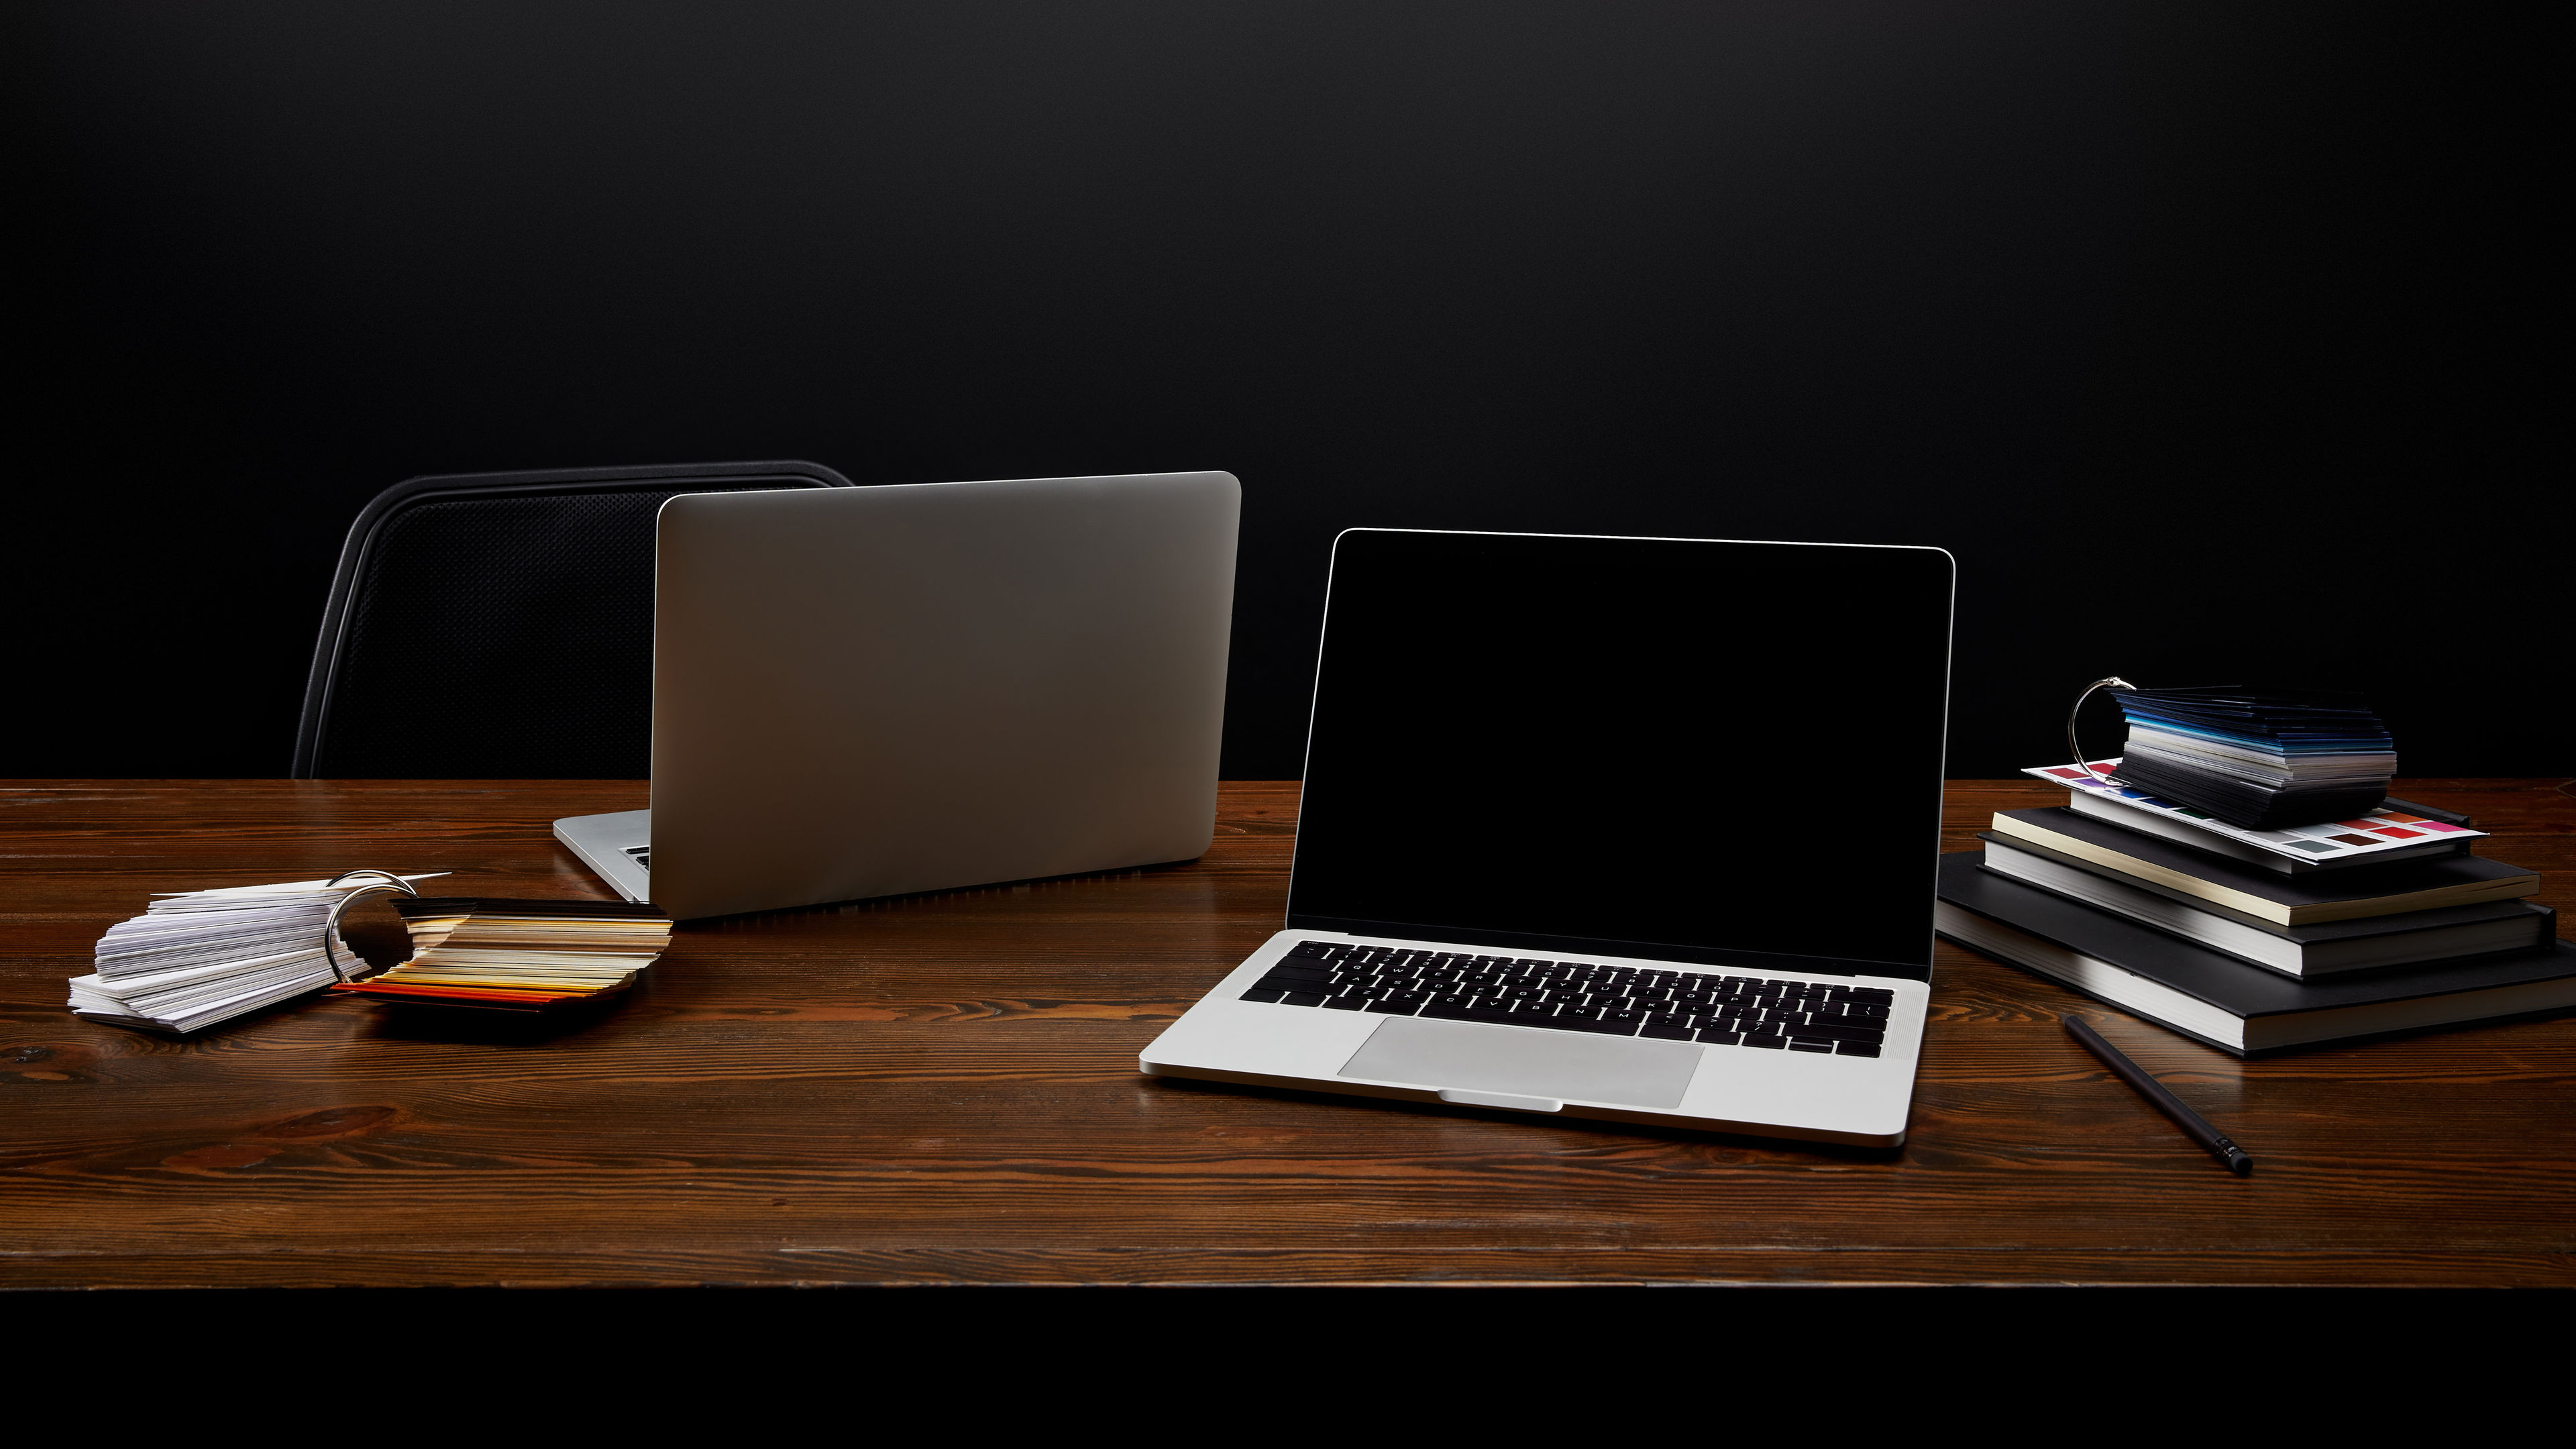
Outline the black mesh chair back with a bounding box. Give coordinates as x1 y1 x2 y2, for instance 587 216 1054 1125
292 461 857 778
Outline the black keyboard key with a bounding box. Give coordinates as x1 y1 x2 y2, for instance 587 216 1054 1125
1788 1040 1835 1053
1259 971 1334 991
1739 1033 1788 1049
1799 1022 1882 1043
1415 998 1515 1027
1555 1004 1603 1022
1640 1018 1696 1041
1321 996 1368 1011
1366 992 1428 1014
1837 1042 1882 1057
1696 1028 1743 1046
1287 941 1342 960
1279 991 1328 1007
1551 1010 1643 1036
1240 986 1286 1003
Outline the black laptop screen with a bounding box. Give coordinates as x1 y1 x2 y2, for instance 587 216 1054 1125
1286 530 1953 977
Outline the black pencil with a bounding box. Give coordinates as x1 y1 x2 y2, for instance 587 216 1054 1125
2064 1016 2254 1175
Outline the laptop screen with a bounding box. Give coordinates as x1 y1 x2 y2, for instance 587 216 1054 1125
1286 529 1953 979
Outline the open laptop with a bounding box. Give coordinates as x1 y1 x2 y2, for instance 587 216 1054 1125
1140 528 1953 1146
554 472 1239 920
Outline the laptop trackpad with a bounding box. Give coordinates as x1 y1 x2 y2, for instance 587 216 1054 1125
1338 1016 1702 1110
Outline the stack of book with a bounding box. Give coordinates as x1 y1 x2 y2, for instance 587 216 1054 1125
68 873 442 1034
1937 767 2576 1055
2103 686 2396 829
329 897 673 1013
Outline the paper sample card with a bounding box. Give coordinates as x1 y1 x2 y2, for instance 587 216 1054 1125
2022 762 2484 863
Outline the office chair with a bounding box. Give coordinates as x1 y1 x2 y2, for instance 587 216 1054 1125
292 460 857 778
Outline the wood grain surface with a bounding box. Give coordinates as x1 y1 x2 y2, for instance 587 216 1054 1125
3 778 2571 1289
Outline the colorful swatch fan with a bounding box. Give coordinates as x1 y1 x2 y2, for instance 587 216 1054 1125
2090 684 2395 830
332 898 673 1013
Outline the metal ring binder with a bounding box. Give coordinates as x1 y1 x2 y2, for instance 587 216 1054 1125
2065 676 2137 785
321 869 421 983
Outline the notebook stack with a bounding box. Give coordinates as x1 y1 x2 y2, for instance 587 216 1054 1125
330 897 673 1013
68 873 442 1034
1935 749 2574 1057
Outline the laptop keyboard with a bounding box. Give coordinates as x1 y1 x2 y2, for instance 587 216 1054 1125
1242 941 1893 1057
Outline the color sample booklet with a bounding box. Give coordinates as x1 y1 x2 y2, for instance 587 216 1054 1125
333 897 673 1012
2023 761 2483 864
70 872 448 1033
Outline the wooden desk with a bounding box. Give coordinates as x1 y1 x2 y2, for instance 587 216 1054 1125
4 779 2571 1291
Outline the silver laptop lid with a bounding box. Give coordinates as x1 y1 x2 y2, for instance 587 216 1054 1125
645 472 1239 919
1285 529 1953 979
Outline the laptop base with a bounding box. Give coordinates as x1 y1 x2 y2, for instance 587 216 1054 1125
1141 930 1926 1148
554 809 651 903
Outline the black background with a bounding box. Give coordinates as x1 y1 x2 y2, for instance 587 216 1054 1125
6 2 2563 781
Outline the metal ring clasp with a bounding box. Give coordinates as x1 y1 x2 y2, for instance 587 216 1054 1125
321 870 421 983
2065 677 2137 785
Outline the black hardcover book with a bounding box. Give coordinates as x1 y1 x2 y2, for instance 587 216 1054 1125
1978 831 2555 978
1990 807 2538 926
1933 855 2576 1055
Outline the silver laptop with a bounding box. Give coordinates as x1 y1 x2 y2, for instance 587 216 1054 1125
1141 529 1953 1146
555 472 1239 920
